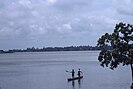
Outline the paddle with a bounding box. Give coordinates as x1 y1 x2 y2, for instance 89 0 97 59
66 70 72 73
66 70 69 72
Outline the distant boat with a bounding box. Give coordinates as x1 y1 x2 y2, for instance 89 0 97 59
67 76 83 81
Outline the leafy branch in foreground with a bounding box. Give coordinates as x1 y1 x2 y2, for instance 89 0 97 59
97 22 133 87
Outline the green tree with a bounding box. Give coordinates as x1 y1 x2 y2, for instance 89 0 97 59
97 22 133 87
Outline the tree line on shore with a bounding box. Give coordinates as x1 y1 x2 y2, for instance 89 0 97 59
0 45 104 53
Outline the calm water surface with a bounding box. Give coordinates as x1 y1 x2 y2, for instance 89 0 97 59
0 51 131 89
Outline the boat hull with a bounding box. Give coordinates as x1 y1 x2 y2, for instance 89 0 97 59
67 76 83 81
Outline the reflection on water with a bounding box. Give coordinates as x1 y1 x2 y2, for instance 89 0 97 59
72 80 75 89
68 78 82 89
68 79 81 89
78 79 81 89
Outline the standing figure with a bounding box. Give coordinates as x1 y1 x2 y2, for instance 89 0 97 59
77 69 82 77
71 69 75 78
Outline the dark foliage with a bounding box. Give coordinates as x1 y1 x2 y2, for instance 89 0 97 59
97 22 133 69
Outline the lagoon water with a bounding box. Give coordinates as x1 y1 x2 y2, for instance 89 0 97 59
0 51 131 89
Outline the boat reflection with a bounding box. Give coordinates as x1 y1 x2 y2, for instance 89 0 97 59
78 79 81 89
68 79 82 89
72 80 75 89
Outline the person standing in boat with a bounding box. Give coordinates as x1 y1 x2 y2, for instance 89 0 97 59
71 69 75 78
77 69 82 77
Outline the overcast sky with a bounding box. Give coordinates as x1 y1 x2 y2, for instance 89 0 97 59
0 0 133 50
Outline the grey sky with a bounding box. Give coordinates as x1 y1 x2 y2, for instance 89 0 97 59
0 0 133 50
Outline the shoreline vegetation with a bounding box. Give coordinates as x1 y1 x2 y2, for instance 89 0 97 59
0 45 102 54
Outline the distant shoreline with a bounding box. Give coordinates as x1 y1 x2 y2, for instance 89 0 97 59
0 45 102 54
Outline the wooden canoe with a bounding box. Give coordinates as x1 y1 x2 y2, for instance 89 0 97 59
67 76 83 81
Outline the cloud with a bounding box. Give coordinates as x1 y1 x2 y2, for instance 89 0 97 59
114 0 133 16
47 0 57 3
0 0 133 49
